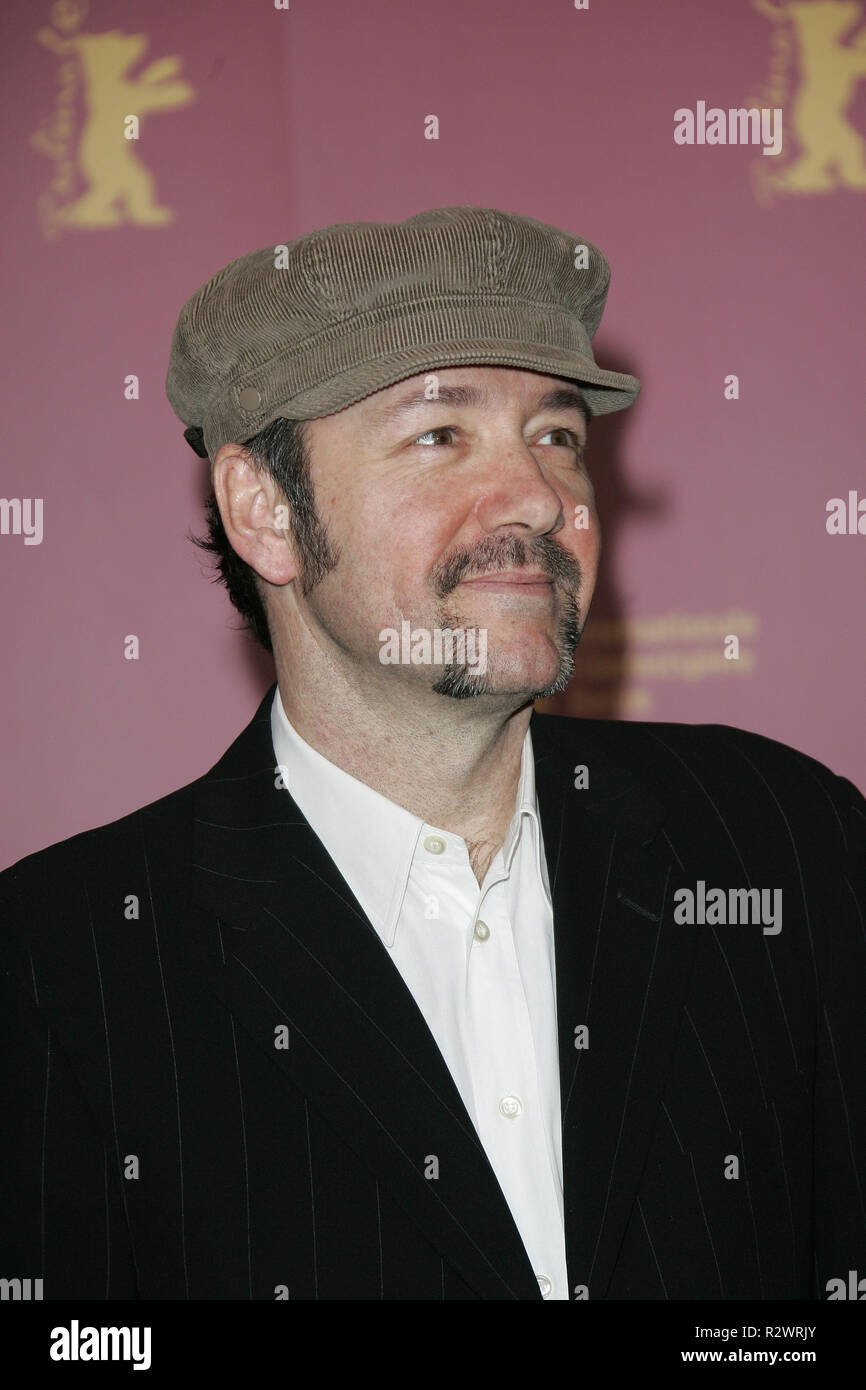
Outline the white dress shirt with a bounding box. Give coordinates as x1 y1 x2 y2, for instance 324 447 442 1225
270 688 568 1299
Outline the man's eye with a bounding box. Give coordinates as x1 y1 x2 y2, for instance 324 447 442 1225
411 425 586 453
538 427 584 451
413 427 456 446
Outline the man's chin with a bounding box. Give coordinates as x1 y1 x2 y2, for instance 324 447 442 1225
430 652 574 702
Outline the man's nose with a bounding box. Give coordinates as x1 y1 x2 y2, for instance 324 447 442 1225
471 438 567 538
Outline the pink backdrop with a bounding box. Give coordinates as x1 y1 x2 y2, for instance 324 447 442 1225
3 0 865 870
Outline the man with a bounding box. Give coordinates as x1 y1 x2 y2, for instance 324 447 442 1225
1 206 864 1301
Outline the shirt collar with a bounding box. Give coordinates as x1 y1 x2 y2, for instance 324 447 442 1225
270 688 551 948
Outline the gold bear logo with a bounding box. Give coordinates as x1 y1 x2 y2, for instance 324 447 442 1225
752 0 866 196
33 2 194 235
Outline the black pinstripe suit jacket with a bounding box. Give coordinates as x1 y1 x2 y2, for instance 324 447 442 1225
1 683 865 1300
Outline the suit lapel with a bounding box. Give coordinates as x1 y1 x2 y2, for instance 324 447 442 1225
191 684 541 1300
530 710 698 1300
191 687 696 1301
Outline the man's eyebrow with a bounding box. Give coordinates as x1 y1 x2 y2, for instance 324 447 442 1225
371 382 590 429
371 384 491 424
532 386 590 430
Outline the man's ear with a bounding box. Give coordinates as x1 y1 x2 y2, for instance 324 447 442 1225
211 442 299 585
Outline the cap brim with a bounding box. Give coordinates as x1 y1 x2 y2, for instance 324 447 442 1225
274 343 640 420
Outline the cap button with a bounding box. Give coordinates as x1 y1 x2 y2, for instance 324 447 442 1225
238 386 262 411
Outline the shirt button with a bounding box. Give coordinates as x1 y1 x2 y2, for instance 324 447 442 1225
537 1275 553 1298
473 919 490 942
423 835 446 855
499 1095 523 1119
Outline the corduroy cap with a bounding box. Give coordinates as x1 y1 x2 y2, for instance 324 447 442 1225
166 205 640 462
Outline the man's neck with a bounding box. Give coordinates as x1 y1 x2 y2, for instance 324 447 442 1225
274 664 533 887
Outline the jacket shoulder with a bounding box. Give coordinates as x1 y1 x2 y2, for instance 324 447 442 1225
531 710 862 822
0 776 200 888
0 776 204 986
0 685 275 893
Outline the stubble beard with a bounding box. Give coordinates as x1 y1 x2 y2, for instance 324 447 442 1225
429 533 585 700
291 494 586 702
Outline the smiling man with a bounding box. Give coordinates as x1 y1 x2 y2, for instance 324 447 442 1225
214 364 596 887
1 206 864 1302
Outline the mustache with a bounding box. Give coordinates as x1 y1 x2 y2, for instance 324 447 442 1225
431 534 581 599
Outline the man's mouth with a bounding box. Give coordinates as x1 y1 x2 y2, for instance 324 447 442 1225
459 570 554 592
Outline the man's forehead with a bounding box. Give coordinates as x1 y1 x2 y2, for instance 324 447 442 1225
359 367 590 425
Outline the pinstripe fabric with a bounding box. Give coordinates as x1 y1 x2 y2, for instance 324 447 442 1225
1 682 864 1299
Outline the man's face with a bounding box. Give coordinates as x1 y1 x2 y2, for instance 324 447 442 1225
281 365 600 705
